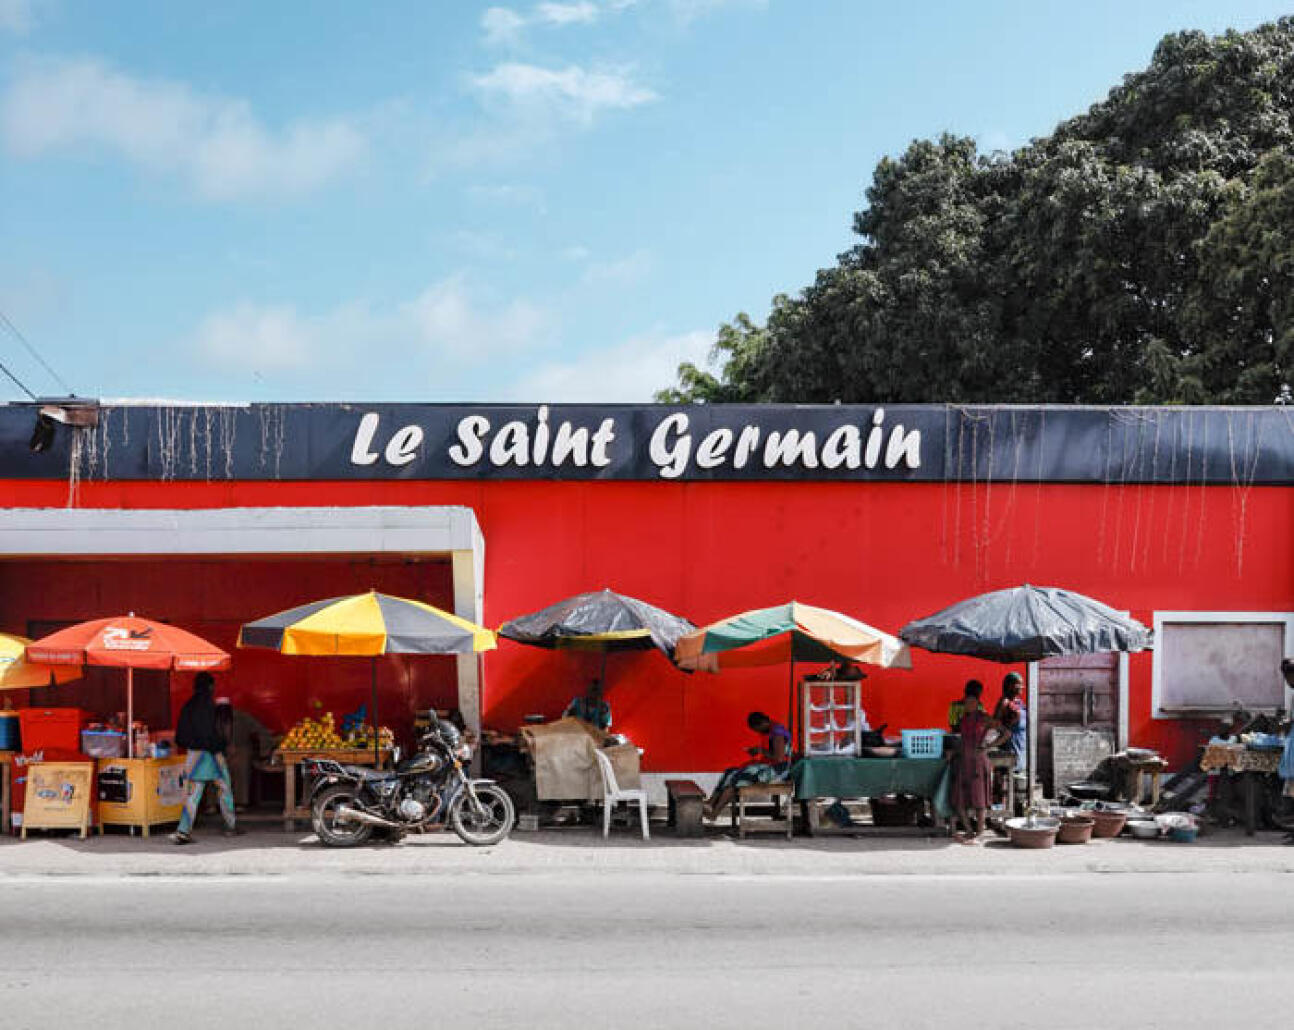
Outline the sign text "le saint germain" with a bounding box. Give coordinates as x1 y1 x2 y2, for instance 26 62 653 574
350 406 923 479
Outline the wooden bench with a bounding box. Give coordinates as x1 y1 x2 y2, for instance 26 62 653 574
734 782 794 840
665 779 705 838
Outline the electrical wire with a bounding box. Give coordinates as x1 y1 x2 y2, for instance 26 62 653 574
0 353 36 400
0 307 73 396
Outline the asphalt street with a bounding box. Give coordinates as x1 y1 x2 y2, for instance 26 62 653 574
0 870 1290 1029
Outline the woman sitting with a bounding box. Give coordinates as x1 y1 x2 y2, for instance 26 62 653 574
703 711 792 821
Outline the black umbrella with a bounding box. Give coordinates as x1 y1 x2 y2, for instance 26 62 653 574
900 585 1152 808
499 588 695 686
899 585 1152 663
500 588 694 655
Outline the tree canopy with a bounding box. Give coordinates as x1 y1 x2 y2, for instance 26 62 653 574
658 19 1294 405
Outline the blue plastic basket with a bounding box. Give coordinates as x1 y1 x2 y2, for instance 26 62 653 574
901 728 944 759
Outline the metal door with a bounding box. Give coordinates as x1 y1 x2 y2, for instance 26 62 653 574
1036 653 1119 796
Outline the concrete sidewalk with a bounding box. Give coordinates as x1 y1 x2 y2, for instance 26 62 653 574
3 823 1294 878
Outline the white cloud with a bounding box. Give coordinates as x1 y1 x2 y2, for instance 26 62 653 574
403 277 550 359
0 57 367 200
502 329 714 402
193 303 314 371
536 2 600 25
481 6 528 46
0 0 35 34
470 62 656 126
482 1 604 46
191 277 554 378
443 60 656 168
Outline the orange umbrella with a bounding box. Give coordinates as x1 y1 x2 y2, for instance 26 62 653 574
28 614 230 757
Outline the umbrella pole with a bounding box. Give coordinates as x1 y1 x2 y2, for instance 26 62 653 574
371 657 380 766
1026 661 1039 814
126 667 134 759
787 660 796 752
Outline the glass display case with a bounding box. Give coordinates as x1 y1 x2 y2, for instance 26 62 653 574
798 680 863 757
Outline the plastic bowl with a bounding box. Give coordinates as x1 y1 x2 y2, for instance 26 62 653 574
1005 816 1059 850
1170 826 1198 843
1056 816 1095 845
1088 809 1128 838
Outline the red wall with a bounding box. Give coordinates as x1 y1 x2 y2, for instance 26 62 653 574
0 557 459 742
1 477 1290 771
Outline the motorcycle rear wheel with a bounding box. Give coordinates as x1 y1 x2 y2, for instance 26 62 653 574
450 784 515 846
312 784 375 848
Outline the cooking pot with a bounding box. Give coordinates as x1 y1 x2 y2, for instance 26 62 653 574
859 724 888 749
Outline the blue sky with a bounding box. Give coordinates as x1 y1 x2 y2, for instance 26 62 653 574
0 0 1288 403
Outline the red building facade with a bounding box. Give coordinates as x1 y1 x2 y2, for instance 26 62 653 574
2 402 1290 786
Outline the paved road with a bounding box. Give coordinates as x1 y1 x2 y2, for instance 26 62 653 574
0 872 1288 1029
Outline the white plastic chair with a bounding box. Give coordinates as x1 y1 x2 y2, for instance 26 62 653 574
591 745 650 840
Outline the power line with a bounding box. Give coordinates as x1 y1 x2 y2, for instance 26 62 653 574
0 307 73 396
0 355 36 401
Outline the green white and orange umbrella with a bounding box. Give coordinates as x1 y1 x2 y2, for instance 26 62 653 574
674 602 911 741
674 601 911 672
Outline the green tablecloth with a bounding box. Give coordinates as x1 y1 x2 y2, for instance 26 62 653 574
791 756 952 816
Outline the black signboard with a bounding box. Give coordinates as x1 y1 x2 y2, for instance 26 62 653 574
3 402 1291 485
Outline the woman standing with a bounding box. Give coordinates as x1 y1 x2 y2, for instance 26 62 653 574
951 680 1009 841
992 672 1027 772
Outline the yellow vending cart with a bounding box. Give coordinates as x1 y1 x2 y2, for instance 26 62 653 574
96 756 187 836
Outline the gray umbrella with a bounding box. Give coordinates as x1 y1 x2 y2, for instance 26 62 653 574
900 585 1152 811
899 585 1151 663
499 588 695 658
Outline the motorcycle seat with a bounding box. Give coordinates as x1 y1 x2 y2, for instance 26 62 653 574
345 766 397 782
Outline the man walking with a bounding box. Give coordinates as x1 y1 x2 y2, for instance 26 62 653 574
170 672 238 844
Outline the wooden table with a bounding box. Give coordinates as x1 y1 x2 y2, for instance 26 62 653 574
1114 755 1168 806
1200 745 1281 836
274 749 393 831
792 756 951 836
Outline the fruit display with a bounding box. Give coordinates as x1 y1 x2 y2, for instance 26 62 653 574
279 712 394 752
345 722 395 751
279 712 345 751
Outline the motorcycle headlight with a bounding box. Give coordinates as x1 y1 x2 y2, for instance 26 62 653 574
454 742 472 761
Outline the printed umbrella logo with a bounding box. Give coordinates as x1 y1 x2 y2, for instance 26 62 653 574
102 626 153 651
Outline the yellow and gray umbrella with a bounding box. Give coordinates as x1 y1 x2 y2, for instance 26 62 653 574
238 591 496 759
0 633 82 691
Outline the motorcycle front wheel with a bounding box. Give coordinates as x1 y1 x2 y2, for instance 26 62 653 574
311 784 375 848
450 783 515 846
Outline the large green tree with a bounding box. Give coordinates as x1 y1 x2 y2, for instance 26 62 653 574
658 19 1294 405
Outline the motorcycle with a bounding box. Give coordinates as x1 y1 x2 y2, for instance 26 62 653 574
303 715 515 847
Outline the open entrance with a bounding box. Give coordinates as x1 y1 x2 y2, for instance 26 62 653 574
0 506 486 739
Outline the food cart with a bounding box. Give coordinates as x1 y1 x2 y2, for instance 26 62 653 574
95 755 188 837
